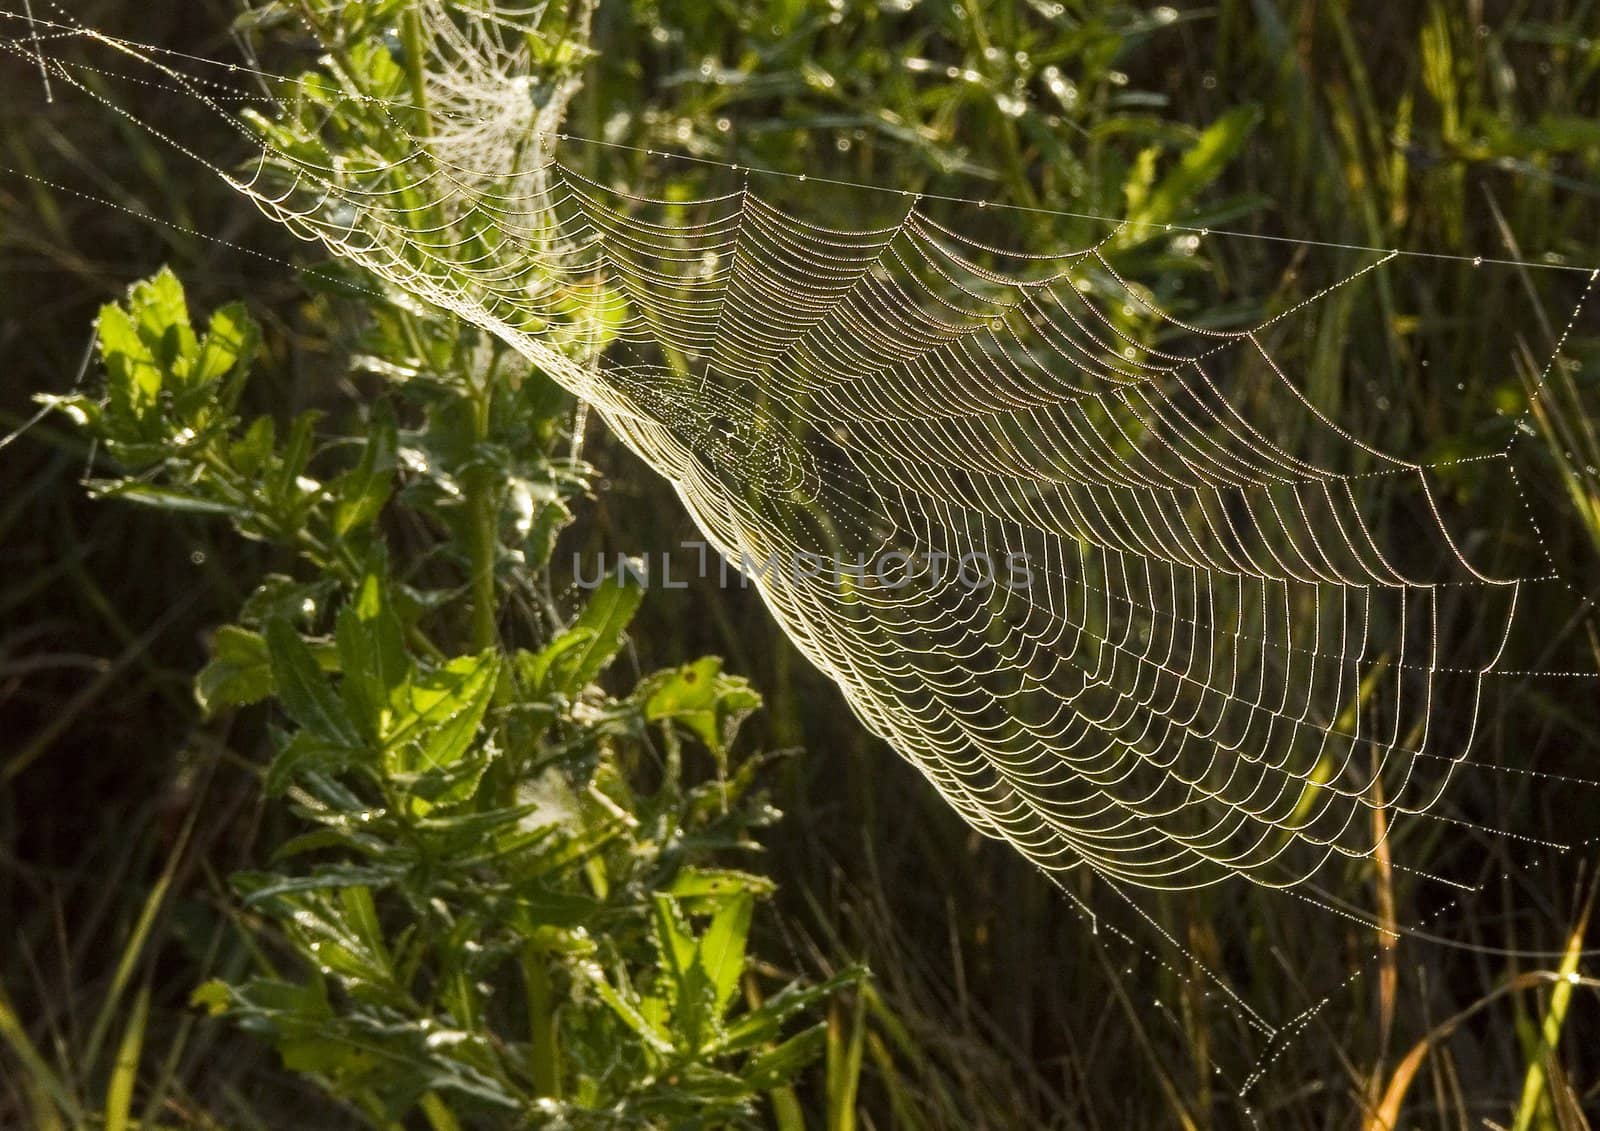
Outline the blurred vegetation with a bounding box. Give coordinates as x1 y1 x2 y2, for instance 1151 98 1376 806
3 0 1599 1128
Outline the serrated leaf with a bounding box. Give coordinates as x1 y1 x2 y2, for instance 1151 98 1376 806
523 573 643 698
238 864 404 903
331 401 398 536
96 301 159 418
523 496 572 570
406 756 490 816
669 867 777 903
394 651 499 770
191 300 259 392
230 415 277 478
583 966 673 1055
653 893 715 1051
128 267 197 373
335 549 410 741
265 730 364 796
513 632 590 695
91 481 239 516
266 618 360 745
196 625 274 715
642 657 761 760
741 1023 827 1091
715 967 868 1055
699 893 754 1014
241 574 336 628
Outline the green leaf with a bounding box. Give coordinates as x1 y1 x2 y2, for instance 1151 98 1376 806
715 967 869 1056
406 756 490 816
700 893 754 1018
240 574 336 628
276 1033 380 1078
417 657 498 769
513 633 589 695
1121 146 1160 219
336 887 392 980
826 983 867 1131
237 865 404 903
505 884 602 930
265 730 364 797
128 267 197 373
642 657 762 760
265 618 360 745
196 625 274 715
97 300 160 420
272 411 322 507
669 867 777 904
191 300 259 394
742 1023 827 1091
382 651 500 813
652 894 717 1051
1128 104 1261 230
336 549 411 741
79 270 260 473
271 828 363 862
583 966 674 1055
652 894 699 992
95 270 198 429
520 573 643 698
391 651 499 770
331 401 398 536
229 415 277 478
522 495 572 571
189 980 231 1018
90 481 239 516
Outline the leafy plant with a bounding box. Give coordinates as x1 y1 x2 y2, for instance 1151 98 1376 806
42 123 856 1131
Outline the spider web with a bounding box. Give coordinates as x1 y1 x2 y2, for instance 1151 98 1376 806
5 0 1599 1110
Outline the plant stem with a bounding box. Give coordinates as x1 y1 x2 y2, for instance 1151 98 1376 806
521 944 562 1099
465 388 498 653
400 7 430 135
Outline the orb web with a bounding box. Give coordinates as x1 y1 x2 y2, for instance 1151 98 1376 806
6 2 1600 1106
5 2 1587 895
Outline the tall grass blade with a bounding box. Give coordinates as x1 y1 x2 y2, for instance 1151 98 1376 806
1511 880 1595 1131
104 980 150 1131
0 977 80 1127
825 991 867 1131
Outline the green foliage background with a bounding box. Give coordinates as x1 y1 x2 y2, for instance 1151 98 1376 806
3 0 1600 1127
